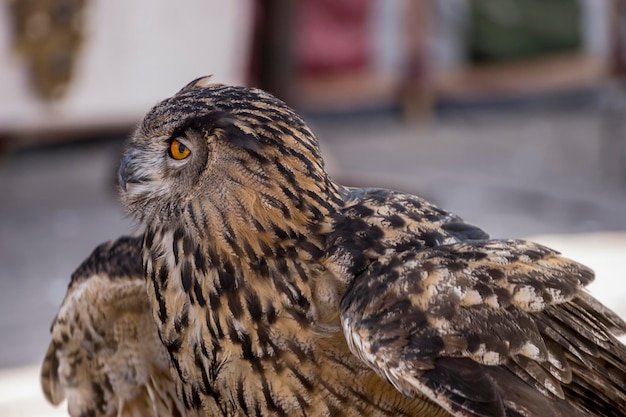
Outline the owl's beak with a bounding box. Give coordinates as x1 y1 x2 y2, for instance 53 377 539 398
118 153 133 192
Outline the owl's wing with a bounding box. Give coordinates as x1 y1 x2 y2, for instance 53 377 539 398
340 239 626 417
41 237 185 417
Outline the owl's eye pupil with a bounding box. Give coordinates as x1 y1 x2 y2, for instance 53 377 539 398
169 139 191 160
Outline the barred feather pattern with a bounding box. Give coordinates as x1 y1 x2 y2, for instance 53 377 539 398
118 77 626 416
41 236 185 417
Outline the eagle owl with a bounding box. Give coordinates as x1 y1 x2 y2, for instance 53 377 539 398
112 77 626 416
41 236 185 417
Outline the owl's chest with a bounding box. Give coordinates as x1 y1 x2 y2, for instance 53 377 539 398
144 233 339 354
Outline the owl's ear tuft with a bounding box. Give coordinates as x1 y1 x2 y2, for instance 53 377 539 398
177 75 222 94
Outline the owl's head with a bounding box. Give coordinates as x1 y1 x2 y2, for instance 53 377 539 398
118 77 339 233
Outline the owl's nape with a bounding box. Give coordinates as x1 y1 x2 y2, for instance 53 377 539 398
113 77 626 416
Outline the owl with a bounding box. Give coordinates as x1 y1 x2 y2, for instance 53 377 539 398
117 76 626 416
41 236 185 417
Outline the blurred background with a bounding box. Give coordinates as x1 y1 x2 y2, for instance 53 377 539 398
1 0 626 415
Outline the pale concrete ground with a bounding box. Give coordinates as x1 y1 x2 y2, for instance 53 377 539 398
1 104 625 416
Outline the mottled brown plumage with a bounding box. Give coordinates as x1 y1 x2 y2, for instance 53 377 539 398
41 236 185 417
117 77 626 416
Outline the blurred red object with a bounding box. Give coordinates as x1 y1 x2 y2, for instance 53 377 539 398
296 0 371 75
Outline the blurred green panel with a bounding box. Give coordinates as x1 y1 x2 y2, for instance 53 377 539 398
469 0 582 63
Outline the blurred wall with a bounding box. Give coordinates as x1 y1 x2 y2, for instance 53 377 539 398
0 1 253 137
432 0 610 69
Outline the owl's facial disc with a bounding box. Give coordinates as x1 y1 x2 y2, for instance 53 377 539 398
118 123 210 226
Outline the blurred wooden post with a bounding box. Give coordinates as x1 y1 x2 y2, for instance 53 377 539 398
611 0 626 78
602 0 626 184
254 0 297 105
401 0 434 120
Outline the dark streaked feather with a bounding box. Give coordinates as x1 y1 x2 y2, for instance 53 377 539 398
341 238 625 417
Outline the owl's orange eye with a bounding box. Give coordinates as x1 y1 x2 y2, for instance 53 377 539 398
169 139 191 160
